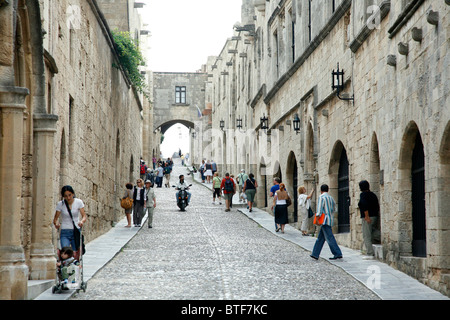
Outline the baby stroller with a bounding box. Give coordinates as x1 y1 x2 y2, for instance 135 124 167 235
52 229 87 294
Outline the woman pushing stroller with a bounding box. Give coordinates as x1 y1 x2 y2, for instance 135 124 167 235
52 185 87 293
53 185 87 259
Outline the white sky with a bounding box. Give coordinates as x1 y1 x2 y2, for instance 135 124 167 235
141 0 243 72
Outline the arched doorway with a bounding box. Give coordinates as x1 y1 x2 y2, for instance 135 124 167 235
398 121 426 257
338 148 350 233
438 121 450 269
273 160 282 182
369 133 381 244
329 141 350 234
286 152 298 223
411 132 426 257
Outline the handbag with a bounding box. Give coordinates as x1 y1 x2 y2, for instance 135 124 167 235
64 200 86 255
120 196 133 210
286 195 292 207
313 212 325 226
308 207 314 218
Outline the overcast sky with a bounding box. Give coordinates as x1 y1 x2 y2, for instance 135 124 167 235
141 0 242 73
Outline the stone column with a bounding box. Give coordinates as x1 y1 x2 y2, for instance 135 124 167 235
29 113 58 280
0 86 29 300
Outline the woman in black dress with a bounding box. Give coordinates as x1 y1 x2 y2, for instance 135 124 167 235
272 183 289 233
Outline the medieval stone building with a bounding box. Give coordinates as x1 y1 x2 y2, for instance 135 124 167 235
201 0 449 296
0 0 151 299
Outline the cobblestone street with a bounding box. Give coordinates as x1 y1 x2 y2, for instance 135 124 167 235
71 161 378 301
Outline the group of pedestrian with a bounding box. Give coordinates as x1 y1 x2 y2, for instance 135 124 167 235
266 176 380 260
153 158 173 188
206 168 259 213
52 155 380 268
121 178 156 228
199 160 217 183
308 181 379 260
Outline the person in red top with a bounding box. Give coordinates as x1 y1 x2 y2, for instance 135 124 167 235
220 173 236 212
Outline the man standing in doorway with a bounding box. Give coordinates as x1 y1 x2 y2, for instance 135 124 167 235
358 180 380 257
310 184 343 260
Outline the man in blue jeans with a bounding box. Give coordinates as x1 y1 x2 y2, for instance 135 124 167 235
310 184 343 260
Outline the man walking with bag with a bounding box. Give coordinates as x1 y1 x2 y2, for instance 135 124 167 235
310 184 343 261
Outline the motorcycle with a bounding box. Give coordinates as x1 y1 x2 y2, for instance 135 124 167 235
173 184 192 211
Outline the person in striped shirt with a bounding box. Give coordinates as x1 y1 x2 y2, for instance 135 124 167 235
310 184 343 260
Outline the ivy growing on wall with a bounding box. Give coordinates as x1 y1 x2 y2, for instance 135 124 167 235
111 30 150 102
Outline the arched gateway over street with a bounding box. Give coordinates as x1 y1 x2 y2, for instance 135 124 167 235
152 71 208 134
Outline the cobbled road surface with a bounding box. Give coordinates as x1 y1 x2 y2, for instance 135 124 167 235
71 161 379 300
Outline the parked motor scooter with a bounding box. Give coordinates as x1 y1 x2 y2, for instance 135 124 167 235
173 184 192 211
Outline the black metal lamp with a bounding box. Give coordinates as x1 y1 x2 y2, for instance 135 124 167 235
293 114 301 134
220 119 225 131
332 63 354 101
260 114 269 130
236 117 243 130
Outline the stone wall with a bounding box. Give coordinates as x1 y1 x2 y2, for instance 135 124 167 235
0 0 146 299
203 0 450 296
45 0 144 243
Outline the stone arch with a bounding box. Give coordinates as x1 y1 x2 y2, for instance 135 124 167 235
273 160 282 182
369 132 382 243
156 119 195 135
398 121 426 257
286 151 298 223
437 121 450 269
329 140 350 233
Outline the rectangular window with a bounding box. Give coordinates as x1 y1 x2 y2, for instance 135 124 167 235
175 86 186 104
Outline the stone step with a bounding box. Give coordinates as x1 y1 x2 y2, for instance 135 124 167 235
27 280 54 300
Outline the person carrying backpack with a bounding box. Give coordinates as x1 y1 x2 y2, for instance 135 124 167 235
140 161 147 180
220 173 235 212
164 163 172 188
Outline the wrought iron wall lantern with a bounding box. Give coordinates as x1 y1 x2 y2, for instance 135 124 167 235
220 120 225 131
260 114 269 130
293 114 301 134
332 63 354 101
236 117 243 130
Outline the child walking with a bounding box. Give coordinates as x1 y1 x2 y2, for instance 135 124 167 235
212 172 222 205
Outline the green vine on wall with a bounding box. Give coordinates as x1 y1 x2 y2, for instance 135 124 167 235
111 30 150 102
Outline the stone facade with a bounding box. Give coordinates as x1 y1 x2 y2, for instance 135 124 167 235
0 0 149 299
152 71 208 158
199 0 449 296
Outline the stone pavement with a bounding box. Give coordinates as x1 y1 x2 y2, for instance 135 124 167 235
196 174 448 301
34 160 449 300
